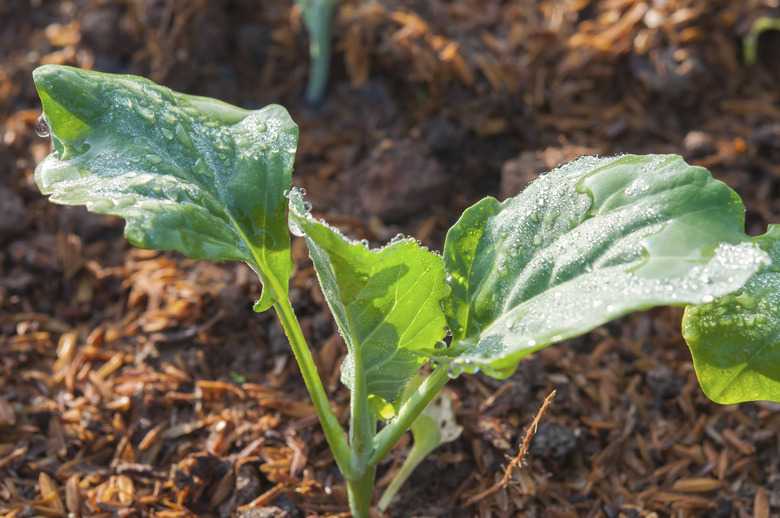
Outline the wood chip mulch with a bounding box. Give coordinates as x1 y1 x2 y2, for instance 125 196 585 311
2 1 780 517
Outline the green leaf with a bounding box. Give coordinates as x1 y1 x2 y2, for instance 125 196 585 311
683 225 780 403
33 65 297 311
444 154 769 378
287 191 449 403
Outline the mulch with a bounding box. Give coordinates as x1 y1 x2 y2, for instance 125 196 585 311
1 1 780 516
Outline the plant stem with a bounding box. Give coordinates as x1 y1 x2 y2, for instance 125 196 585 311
273 294 351 477
346 463 376 518
349 346 375 472
344 329 378 516
369 366 450 466
297 0 333 105
377 428 432 511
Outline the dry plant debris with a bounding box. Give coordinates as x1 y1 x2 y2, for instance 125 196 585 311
2 0 780 516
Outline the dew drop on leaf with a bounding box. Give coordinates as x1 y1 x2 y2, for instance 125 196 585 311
34 114 50 137
145 154 163 165
136 104 155 121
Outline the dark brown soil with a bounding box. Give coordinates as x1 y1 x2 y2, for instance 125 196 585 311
2 1 780 517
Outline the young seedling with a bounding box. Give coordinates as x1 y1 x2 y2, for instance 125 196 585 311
32 65 780 517
295 0 334 105
743 16 780 66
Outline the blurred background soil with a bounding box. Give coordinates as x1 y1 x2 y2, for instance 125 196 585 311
1 1 780 516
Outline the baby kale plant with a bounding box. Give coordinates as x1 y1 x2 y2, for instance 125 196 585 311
32 65 780 516
295 0 334 105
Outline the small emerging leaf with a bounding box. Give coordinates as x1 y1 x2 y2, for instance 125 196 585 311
444 155 768 377
33 65 297 311
683 225 780 403
288 191 449 403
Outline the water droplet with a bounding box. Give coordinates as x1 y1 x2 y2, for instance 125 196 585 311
175 123 193 148
624 178 650 196
303 201 313 212
34 114 50 137
532 234 543 246
136 104 155 121
145 154 163 165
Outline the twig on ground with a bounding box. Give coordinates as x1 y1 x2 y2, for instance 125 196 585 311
463 390 556 506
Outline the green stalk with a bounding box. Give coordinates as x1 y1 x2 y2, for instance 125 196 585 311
345 332 376 516
369 366 450 466
743 16 780 65
273 293 352 477
232 214 351 477
346 463 377 518
297 0 334 105
349 346 375 470
377 430 432 511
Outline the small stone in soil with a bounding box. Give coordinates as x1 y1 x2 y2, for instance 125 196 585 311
645 364 684 399
529 422 577 459
0 187 29 244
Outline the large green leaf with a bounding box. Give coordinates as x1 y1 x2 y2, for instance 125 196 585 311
683 225 780 403
287 191 449 403
33 65 297 311
444 154 769 377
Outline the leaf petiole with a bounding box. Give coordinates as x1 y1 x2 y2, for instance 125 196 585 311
369 366 450 467
273 292 352 477
348 343 375 474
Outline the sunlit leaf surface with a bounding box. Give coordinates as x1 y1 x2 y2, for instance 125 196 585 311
444 155 768 378
33 65 296 310
683 225 780 403
288 191 449 402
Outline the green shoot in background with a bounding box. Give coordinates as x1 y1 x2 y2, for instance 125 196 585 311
743 16 780 66
32 65 780 517
295 0 334 105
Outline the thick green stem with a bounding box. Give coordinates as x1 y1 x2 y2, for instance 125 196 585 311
349 347 375 473
346 463 376 518
344 328 378 515
369 366 450 466
273 294 351 477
